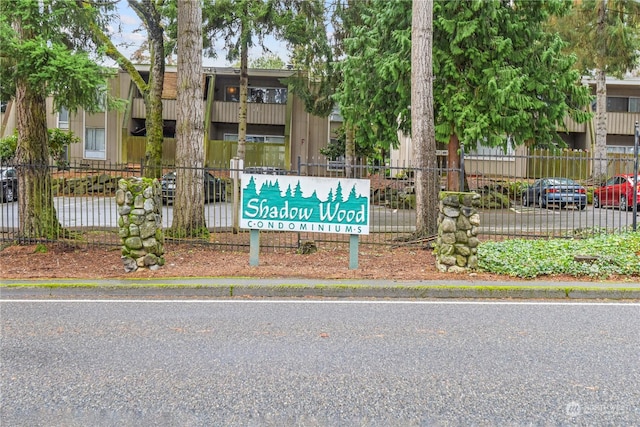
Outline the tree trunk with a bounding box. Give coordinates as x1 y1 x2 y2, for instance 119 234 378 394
237 14 249 163
133 0 166 179
345 123 355 178
143 36 165 179
592 0 608 180
412 0 438 236
13 17 64 239
593 67 608 179
172 0 206 237
15 79 64 239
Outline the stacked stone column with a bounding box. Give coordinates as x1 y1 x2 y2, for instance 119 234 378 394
116 177 164 272
435 192 481 273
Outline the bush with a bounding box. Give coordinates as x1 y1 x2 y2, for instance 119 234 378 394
0 133 17 161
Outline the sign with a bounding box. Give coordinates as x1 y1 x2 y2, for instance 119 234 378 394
241 174 370 235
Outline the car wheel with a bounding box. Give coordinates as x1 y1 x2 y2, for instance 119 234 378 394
538 194 547 208
522 193 529 207
579 203 587 211
3 186 14 203
593 195 600 208
619 195 629 211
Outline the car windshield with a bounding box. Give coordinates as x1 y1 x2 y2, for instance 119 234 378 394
548 178 575 186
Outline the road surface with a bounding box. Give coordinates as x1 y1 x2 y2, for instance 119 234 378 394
2 298 639 425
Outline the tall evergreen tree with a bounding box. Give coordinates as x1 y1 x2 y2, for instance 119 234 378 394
338 0 592 191
0 0 114 239
548 0 640 179
412 0 438 236
172 0 206 238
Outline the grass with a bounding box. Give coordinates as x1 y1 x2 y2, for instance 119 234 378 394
478 231 640 279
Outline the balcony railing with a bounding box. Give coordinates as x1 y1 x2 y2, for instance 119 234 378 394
213 101 286 125
131 98 287 125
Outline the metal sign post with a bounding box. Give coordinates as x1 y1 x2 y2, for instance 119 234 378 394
230 157 243 234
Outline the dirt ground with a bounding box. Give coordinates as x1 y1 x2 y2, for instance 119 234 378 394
0 242 625 283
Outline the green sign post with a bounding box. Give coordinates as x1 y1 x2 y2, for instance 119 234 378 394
240 174 370 268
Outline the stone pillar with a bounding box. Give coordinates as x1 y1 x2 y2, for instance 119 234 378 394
435 192 480 273
116 177 164 272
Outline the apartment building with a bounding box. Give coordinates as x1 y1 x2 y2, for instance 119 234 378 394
0 66 334 172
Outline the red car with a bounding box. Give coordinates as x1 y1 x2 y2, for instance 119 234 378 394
593 174 640 211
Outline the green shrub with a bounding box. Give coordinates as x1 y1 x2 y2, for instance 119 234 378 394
0 133 17 161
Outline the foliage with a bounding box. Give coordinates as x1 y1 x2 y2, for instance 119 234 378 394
0 129 79 168
546 0 640 178
549 0 640 78
478 232 640 278
48 129 79 169
335 0 412 155
0 1 115 113
335 0 593 155
475 192 511 210
0 133 17 161
319 125 376 160
433 0 592 149
250 53 285 69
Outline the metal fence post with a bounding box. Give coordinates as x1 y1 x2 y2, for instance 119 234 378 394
633 122 639 231
459 143 465 191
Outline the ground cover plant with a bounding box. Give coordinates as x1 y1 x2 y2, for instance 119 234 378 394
478 231 640 279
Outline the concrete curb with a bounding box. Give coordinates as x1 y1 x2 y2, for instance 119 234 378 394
2 278 640 300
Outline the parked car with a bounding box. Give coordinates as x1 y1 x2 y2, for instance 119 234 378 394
244 166 288 175
521 177 587 210
160 171 226 205
593 174 640 211
0 167 18 203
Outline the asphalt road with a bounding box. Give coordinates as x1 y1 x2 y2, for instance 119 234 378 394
2 299 639 425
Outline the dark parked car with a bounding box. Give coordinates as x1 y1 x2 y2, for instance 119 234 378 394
244 166 288 175
160 171 226 205
593 174 640 211
0 167 18 203
522 177 587 210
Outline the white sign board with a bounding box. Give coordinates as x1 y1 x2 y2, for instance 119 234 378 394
241 174 370 235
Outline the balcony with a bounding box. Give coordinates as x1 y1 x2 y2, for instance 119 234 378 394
131 98 206 121
559 112 640 135
213 101 286 125
607 112 640 135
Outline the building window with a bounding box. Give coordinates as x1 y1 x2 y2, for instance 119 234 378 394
629 98 640 113
607 145 635 154
85 128 106 159
606 96 640 112
58 107 69 129
223 133 285 143
225 86 287 104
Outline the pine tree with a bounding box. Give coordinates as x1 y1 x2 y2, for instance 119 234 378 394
548 0 640 179
171 0 207 238
0 0 114 239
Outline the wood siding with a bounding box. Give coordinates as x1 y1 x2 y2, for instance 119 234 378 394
213 101 286 125
132 98 188 120
606 112 640 135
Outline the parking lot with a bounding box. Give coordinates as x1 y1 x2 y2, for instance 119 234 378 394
1 196 638 237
